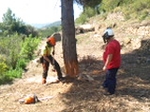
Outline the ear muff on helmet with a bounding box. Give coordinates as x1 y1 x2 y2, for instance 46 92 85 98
102 32 110 42
102 28 114 43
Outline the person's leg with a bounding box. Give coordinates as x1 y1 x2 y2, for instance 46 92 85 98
102 73 108 88
42 59 49 84
48 55 63 80
106 68 118 94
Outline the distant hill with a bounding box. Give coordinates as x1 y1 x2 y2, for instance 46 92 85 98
32 21 61 29
43 21 61 28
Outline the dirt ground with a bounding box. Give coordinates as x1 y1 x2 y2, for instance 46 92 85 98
0 30 150 112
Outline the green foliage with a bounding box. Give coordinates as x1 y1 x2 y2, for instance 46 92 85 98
0 55 10 85
39 26 61 37
0 34 41 85
16 58 27 70
75 7 96 24
100 0 150 20
20 35 41 60
6 68 23 79
75 13 87 24
100 0 130 12
0 34 22 69
0 8 38 37
0 8 24 35
0 74 13 85
132 0 149 20
0 67 23 84
139 10 150 21
84 7 96 18
0 56 8 75
100 0 117 12
132 0 150 11
122 0 150 20
75 0 150 24
24 25 39 37
0 62 8 73
75 0 102 8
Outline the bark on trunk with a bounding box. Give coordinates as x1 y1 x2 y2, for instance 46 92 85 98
61 0 79 77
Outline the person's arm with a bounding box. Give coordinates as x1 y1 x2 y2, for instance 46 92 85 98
103 54 113 71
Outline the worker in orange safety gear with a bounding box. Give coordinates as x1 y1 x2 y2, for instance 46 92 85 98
40 36 64 84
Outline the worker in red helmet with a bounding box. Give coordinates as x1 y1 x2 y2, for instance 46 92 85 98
40 36 64 84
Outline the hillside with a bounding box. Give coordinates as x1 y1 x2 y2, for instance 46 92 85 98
0 13 150 112
31 21 61 29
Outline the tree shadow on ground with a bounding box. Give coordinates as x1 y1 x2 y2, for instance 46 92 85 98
57 55 105 111
117 39 150 99
60 39 150 112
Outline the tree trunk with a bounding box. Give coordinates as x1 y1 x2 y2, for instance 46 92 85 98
61 0 79 77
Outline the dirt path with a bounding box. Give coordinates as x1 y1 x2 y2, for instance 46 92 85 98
0 32 150 112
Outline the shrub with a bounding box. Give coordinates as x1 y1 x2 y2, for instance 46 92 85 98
0 34 41 84
121 0 150 20
75 14 87 24
0 60 8 76
16 58 27 70
20 35 41 60
6 68 23 79
75 7 96 24
0 34 22 69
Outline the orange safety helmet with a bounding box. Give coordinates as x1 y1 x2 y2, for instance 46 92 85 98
47 37 56 46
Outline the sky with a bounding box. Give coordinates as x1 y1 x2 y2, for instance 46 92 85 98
0 0 83 25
